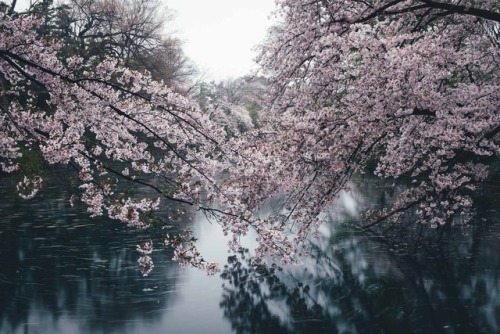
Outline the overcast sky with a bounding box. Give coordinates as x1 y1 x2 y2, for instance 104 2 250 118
165 0 278 81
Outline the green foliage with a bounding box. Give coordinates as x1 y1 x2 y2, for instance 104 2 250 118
15 147 45 174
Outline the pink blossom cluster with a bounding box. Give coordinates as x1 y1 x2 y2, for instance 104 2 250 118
204 0 499 263
164 229 220 275
1 2 499 273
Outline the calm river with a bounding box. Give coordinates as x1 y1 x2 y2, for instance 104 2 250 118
1 173 499 333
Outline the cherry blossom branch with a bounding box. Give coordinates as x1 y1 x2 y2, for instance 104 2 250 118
2 50 215 186
362 200 421 229
77 150 195 206
2 49 221 148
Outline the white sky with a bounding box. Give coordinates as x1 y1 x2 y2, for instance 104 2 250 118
165 0 278 81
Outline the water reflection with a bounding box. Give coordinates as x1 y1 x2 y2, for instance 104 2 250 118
1 173 500 333
219 179 500 334
0 173 235 334
0 178 184 334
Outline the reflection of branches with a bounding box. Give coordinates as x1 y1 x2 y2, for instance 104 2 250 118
219 249 338 334
220 201 500 334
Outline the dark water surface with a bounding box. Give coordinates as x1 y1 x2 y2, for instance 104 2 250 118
1 174 499 334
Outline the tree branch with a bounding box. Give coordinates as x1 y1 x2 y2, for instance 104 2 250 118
419 0 500 23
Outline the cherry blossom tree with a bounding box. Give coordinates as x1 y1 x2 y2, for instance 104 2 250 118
1 0 499 273
193 78 266 135
208 0 499 264
0 12 223 273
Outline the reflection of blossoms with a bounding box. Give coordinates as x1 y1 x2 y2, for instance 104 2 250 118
16 176 43 199
137 240 154 276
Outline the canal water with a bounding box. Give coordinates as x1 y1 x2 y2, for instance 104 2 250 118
1 173 499 333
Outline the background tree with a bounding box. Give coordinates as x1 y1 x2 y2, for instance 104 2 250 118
10 0 196 86
193 76 269 135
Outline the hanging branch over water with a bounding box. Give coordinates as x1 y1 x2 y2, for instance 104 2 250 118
1 0 499 272
209 0 499 263
0 13 226 273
